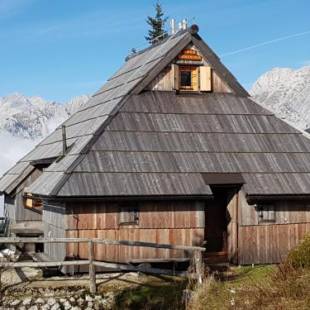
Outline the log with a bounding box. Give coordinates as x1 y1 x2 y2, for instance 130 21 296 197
193 250 204 284
0 260 89 268
0 237 206 252
88 240 96 294
94 261 187 276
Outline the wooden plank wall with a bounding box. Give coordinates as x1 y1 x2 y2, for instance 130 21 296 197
4 194 15 222
227 192 238 263
65 200 205 263
238 191 310 264
5 168 42 223
146 60 233 93
43 202 66 261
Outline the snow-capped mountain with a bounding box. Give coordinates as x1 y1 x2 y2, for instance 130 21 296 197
0 92 90 211
251 66 310 130
0 93 90 139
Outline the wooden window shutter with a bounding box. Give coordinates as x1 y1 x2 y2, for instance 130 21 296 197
192 67 199 91
171 64 179 90
200 66 212 91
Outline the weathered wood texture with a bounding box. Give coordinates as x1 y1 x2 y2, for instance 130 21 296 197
238 190 310 264
43 202 66 260
239 191 310 226
147 63 232 93
65 201 205 262
238 223 310 264
4 168 42 224
227 192 238 263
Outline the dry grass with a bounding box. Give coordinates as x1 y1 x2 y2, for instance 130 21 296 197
188 235 310 309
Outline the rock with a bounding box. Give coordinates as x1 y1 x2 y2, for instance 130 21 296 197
51 303 61 310
69 297 76 303
59 298 67 303
47 297 57 306
10 299 21 307
87 301 93 308
0 267 43 287
19 306 26 310
22 297 32 306
85 295 93 302
71 307 81 310
63 300 72 309
29 306 39 310
35 298 45 304
41 305 51 310
77 298 84 306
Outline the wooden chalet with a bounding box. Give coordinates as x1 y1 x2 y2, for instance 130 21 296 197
1 25 310 265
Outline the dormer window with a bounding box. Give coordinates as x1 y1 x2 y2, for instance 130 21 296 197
179 66 199 91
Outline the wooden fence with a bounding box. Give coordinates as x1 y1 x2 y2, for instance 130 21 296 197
0 237 205 293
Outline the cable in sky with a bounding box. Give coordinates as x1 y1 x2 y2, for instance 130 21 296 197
220 29 310 58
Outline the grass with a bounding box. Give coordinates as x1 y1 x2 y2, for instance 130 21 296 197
189 234 310 310
112 275 187 310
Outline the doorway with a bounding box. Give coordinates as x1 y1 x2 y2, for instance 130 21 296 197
205 186 236 262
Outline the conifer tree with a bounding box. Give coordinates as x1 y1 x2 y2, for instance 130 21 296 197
145 2 168 45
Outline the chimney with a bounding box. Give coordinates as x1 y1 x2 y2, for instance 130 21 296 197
62 125 67 155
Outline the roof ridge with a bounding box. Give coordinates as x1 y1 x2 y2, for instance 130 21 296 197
125 29 188 62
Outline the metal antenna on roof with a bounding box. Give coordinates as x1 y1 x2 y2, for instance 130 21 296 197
182 19 188 30
62 125 67 156
170 19 176 35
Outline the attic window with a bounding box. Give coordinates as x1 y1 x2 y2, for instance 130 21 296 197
256 205 276 223
179 66 198 91
119 205 139 225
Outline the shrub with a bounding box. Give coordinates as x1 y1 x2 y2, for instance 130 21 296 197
286 234 310 269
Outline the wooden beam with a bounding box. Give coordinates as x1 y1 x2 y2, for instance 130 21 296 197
88 240 96 294
0 260 89 268
94 261 187 276
93 239 206 252
0 238 206 252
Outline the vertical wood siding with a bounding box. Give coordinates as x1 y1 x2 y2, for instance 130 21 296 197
238 191 310 264
43 202 66 260
5 168 42 224
65 200 205 262
146 58 233 93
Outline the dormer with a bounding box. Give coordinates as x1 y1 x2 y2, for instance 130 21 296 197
146 44 233 94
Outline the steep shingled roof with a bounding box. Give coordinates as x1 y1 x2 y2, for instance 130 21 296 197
0 29 193 195
7 26 310 200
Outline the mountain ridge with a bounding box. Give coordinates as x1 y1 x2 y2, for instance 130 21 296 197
0 93 90 139
251 66 310 130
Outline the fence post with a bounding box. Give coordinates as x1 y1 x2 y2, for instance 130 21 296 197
194 250 204 284
88 240 96 293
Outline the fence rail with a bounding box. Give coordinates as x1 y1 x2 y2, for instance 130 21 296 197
0 237 205 293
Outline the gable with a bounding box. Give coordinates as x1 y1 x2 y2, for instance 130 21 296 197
146 44 233 94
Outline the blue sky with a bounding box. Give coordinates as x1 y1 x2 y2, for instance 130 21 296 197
0 0 309 102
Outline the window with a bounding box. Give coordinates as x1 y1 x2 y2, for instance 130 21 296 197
179 66 198 90
119 206 139 225
256 204 276 223
180 70 192 87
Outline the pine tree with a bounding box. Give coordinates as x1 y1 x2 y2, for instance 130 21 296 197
145 2 168 45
